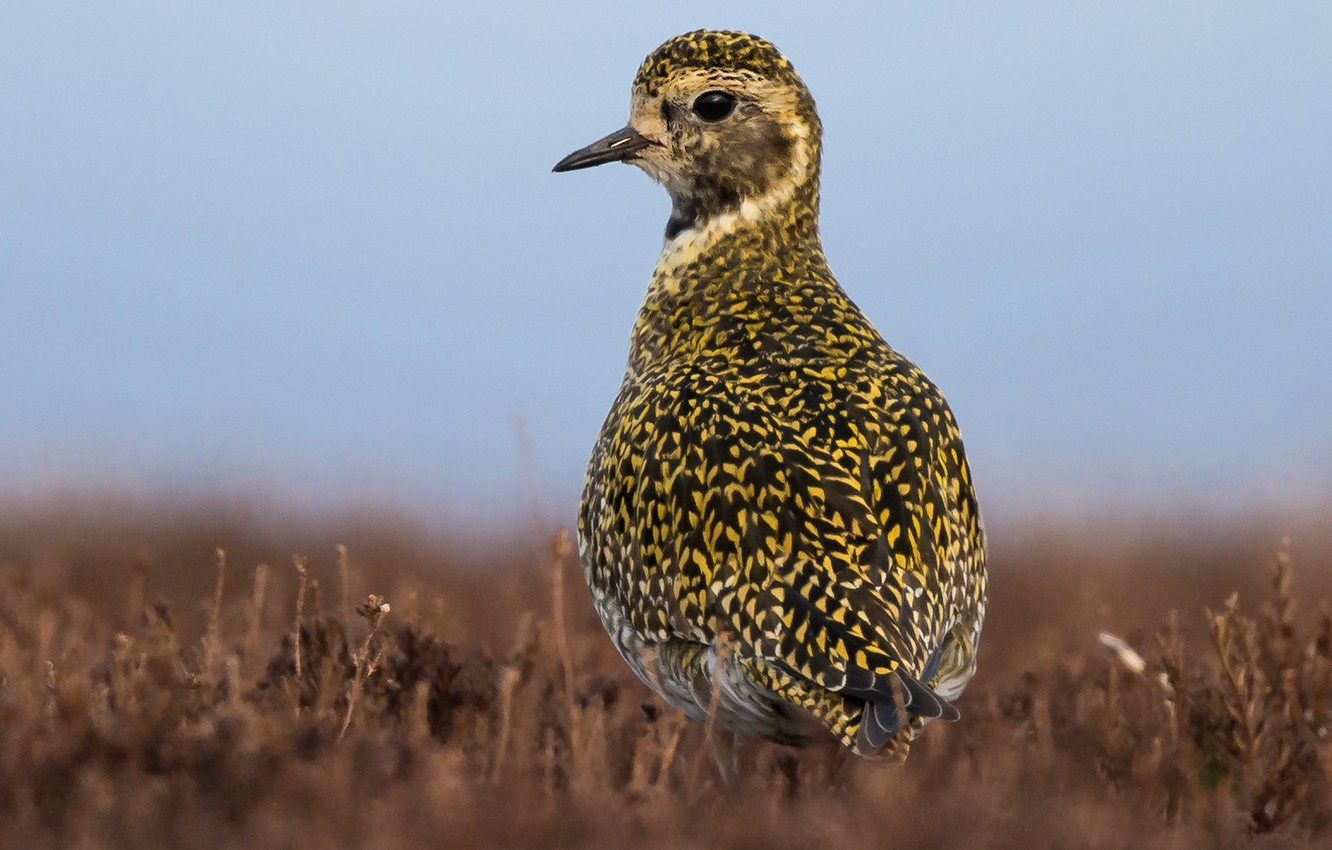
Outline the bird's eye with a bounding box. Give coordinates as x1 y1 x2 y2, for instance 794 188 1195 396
692 90 736 122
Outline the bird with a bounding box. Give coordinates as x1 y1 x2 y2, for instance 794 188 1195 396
554 29 987 760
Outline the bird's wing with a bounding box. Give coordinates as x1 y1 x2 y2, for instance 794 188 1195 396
579 358 976 750
741 376 970 745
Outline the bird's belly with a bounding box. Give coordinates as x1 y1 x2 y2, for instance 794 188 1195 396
596 602 828 746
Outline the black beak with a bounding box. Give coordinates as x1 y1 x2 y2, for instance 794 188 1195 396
552 126 653 173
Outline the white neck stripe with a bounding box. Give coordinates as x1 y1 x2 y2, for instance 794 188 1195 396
651 131 813 282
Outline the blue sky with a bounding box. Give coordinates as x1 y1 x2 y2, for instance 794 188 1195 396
2 2 1329 525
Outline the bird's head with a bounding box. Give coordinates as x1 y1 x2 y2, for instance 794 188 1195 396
554 30 822 240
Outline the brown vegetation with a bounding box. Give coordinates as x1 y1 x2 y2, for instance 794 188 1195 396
1 497 1330 848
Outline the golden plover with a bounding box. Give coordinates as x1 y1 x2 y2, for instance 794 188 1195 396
554 29 986 759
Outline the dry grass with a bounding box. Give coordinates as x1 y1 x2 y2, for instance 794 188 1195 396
1 496 1330 849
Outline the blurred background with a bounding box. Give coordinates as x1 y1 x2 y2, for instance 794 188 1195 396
3 1 1330 530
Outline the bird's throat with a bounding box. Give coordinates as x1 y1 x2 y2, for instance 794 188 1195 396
653 180 821 286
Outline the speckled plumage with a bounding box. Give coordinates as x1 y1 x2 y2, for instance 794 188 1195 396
557 30 987 759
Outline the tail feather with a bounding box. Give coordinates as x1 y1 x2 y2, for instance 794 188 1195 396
901 672 961 722
855 697 901 752
851 669 961 755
